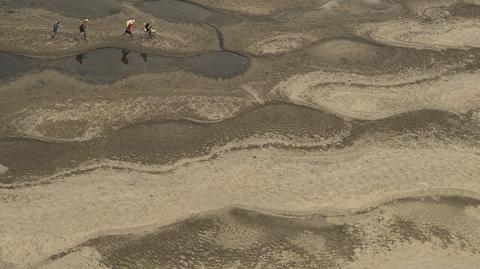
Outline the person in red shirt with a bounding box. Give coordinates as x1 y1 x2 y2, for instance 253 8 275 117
122 19 135 40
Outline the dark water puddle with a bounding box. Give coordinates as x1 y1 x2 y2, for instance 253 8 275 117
0 0 120 17
141 0 235 24
0 48 249 83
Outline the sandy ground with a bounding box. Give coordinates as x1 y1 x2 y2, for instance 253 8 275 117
1 136 480 266
1 0 480 268
0 5 219 57
188 0 319 16
273 66 480 119
357 18 480 50
36 196 480 268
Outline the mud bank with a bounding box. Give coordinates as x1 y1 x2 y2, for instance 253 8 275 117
1 37 478 142
1 113 479 266
1 103 478 184
41 195 480 269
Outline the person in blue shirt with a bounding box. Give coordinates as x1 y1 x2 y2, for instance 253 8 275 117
51 21 61 39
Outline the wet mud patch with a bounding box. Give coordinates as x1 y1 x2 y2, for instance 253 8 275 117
304 38 449 73
448 2 480 18
185 0 318 16
1 104 479 183
80 208 360 269
49 195 480 269
0 137 88 183
353 109 480 140
0 53 37 82
0 0 120 17
0 48 249 83
101 103 347 162
141 0 236 25
395 195 480 209
0 103 348 183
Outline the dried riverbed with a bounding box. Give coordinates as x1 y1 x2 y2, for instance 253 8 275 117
1 0 480 268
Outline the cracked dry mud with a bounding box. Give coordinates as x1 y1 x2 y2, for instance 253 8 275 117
1 0 480 268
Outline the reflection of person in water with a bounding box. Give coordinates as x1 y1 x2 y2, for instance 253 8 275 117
121 49 130 65
76 54 85 64
140 53 148 62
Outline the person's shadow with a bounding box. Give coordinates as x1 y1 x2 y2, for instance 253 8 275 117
76 54 85 64
121 49 130 65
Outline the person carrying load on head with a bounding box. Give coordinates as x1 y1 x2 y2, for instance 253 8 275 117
122 19 135 40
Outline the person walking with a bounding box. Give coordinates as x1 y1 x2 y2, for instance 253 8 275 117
51 21 61 39
79 19 89 39
144 20 154 39
122 19 135 40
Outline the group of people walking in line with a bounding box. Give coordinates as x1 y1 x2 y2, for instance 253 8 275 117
51 19 155 40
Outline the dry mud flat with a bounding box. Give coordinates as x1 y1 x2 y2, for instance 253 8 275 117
44 196 480 269
1 107 480 268
1 0 480 268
